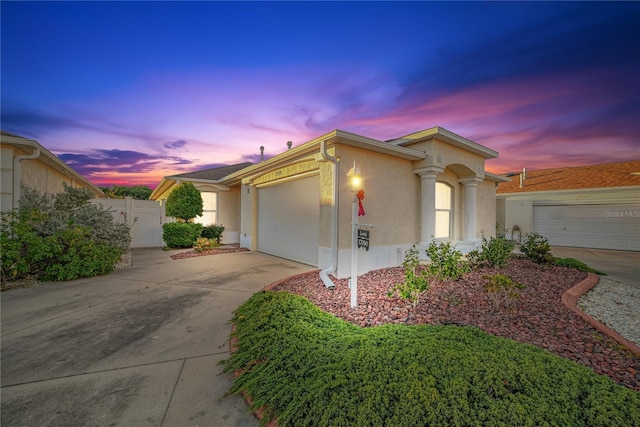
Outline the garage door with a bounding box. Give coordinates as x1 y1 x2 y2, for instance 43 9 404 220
257 175 320 265
533 204 640 251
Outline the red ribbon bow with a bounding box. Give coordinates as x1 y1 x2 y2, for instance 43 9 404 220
357 189 365 216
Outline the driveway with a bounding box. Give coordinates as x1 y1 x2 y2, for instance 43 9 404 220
1 249 313 427
550 246 640 286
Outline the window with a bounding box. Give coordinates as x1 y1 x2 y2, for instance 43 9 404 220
196 192 217 225
435 182 452 239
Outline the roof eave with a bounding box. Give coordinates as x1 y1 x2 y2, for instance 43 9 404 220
391 126 498 159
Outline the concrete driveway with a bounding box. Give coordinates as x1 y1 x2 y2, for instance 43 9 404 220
550 246 640 286
1 249 313 427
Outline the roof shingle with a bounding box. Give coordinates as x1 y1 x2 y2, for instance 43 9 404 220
496 161 640 194
171 162 253 181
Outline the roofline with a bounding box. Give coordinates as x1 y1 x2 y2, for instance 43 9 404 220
0 133 105 197
219 129 425 185
389 126 498 159
485 171 511 183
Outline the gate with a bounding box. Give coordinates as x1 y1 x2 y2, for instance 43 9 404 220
91 198 169 247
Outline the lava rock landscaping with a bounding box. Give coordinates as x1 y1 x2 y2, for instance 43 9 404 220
273 257 640 391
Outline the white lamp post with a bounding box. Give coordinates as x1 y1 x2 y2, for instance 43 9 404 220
347 161 362 308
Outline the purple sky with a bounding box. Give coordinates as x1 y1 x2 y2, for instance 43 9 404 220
2 2 639 188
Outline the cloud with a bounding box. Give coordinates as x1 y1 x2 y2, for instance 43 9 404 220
164 139 187 149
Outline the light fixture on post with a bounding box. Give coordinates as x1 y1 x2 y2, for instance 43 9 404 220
347 161 362 308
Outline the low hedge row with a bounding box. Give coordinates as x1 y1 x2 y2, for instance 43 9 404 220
224 291 640 427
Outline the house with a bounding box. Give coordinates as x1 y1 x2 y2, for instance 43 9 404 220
152 126 508 278
149 162 253 244
1 131 104 212
496 161 640 251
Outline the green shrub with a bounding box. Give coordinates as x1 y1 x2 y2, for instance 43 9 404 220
201 224 225 243
388 246 429 306
468 233 515 268
162 222 203 248
224 292 640 427
520 232 554 264
41 226 121 281
164 182 203 221
425 241 469 281
1 185 130 284
484 274 526 310
194 237 219 252
555 257 606 275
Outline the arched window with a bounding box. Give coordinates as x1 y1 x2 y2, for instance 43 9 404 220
435 182 452 239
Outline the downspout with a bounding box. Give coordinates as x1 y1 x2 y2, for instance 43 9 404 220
13 146 41 210
319 139 338 289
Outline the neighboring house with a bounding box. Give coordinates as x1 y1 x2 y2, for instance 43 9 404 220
1 131 104 212
150 162 253 244
496 161 640 251
153 126 507 278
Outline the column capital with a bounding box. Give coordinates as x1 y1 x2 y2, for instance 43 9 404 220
413 166 444 177
458 176 483 186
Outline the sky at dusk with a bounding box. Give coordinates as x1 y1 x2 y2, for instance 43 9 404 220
2 1 639 188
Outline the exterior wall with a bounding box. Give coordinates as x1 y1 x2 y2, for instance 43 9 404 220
217 186 240 244
477 180 498 237
333 145 420 278
240 183 254 249
1 144 98 212
1 147 13 211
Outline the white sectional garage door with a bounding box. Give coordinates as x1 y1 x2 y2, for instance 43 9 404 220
257 175 320 265
533 204 640 251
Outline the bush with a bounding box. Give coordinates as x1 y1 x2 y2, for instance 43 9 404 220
1 185 130 284
520 232 554 264
162 222 203 248
201 224 225 244
41 226 121 281
425 241 469 281
194 237 219 252
389 242 469 307
164 182 203 222
388 246 429 307
484 274 526 310
224 292 640 427
468 233 515 268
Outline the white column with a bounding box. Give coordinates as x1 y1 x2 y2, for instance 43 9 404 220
414 167 443 245
459 177 483 242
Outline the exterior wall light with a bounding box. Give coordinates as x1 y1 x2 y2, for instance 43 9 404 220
347 161 362 192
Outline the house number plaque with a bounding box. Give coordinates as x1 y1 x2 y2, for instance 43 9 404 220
357 229 370 251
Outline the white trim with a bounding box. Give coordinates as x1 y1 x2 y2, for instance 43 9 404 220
254 170 319 188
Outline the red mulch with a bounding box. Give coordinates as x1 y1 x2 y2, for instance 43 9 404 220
273 258 640 391
170 246 249 259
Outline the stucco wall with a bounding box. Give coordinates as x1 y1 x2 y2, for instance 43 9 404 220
1 145 90 212
335 145 420 249
217 186 240 243
477 180 498 237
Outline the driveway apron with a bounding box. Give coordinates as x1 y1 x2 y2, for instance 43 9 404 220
1 248 313 427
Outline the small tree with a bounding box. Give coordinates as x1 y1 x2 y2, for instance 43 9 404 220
165 182 203 222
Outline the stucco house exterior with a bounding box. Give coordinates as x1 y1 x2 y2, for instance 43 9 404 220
150 162 253 244
152 126 507 278
496 161 640 251
1 131 104 212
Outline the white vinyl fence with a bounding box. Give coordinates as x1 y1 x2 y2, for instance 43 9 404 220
91 198 170 248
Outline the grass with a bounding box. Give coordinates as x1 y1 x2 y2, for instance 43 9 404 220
555 257 607 275
224 291 639 427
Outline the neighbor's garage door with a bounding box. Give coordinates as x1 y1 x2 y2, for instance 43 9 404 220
257 175 320 265
533 204 640 251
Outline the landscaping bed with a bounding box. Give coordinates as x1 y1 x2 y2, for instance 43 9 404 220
273 257 640 391
169 244 249 259
226 290 640 427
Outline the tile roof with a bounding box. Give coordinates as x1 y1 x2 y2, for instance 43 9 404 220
496 160 640 194
171 162 253 181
